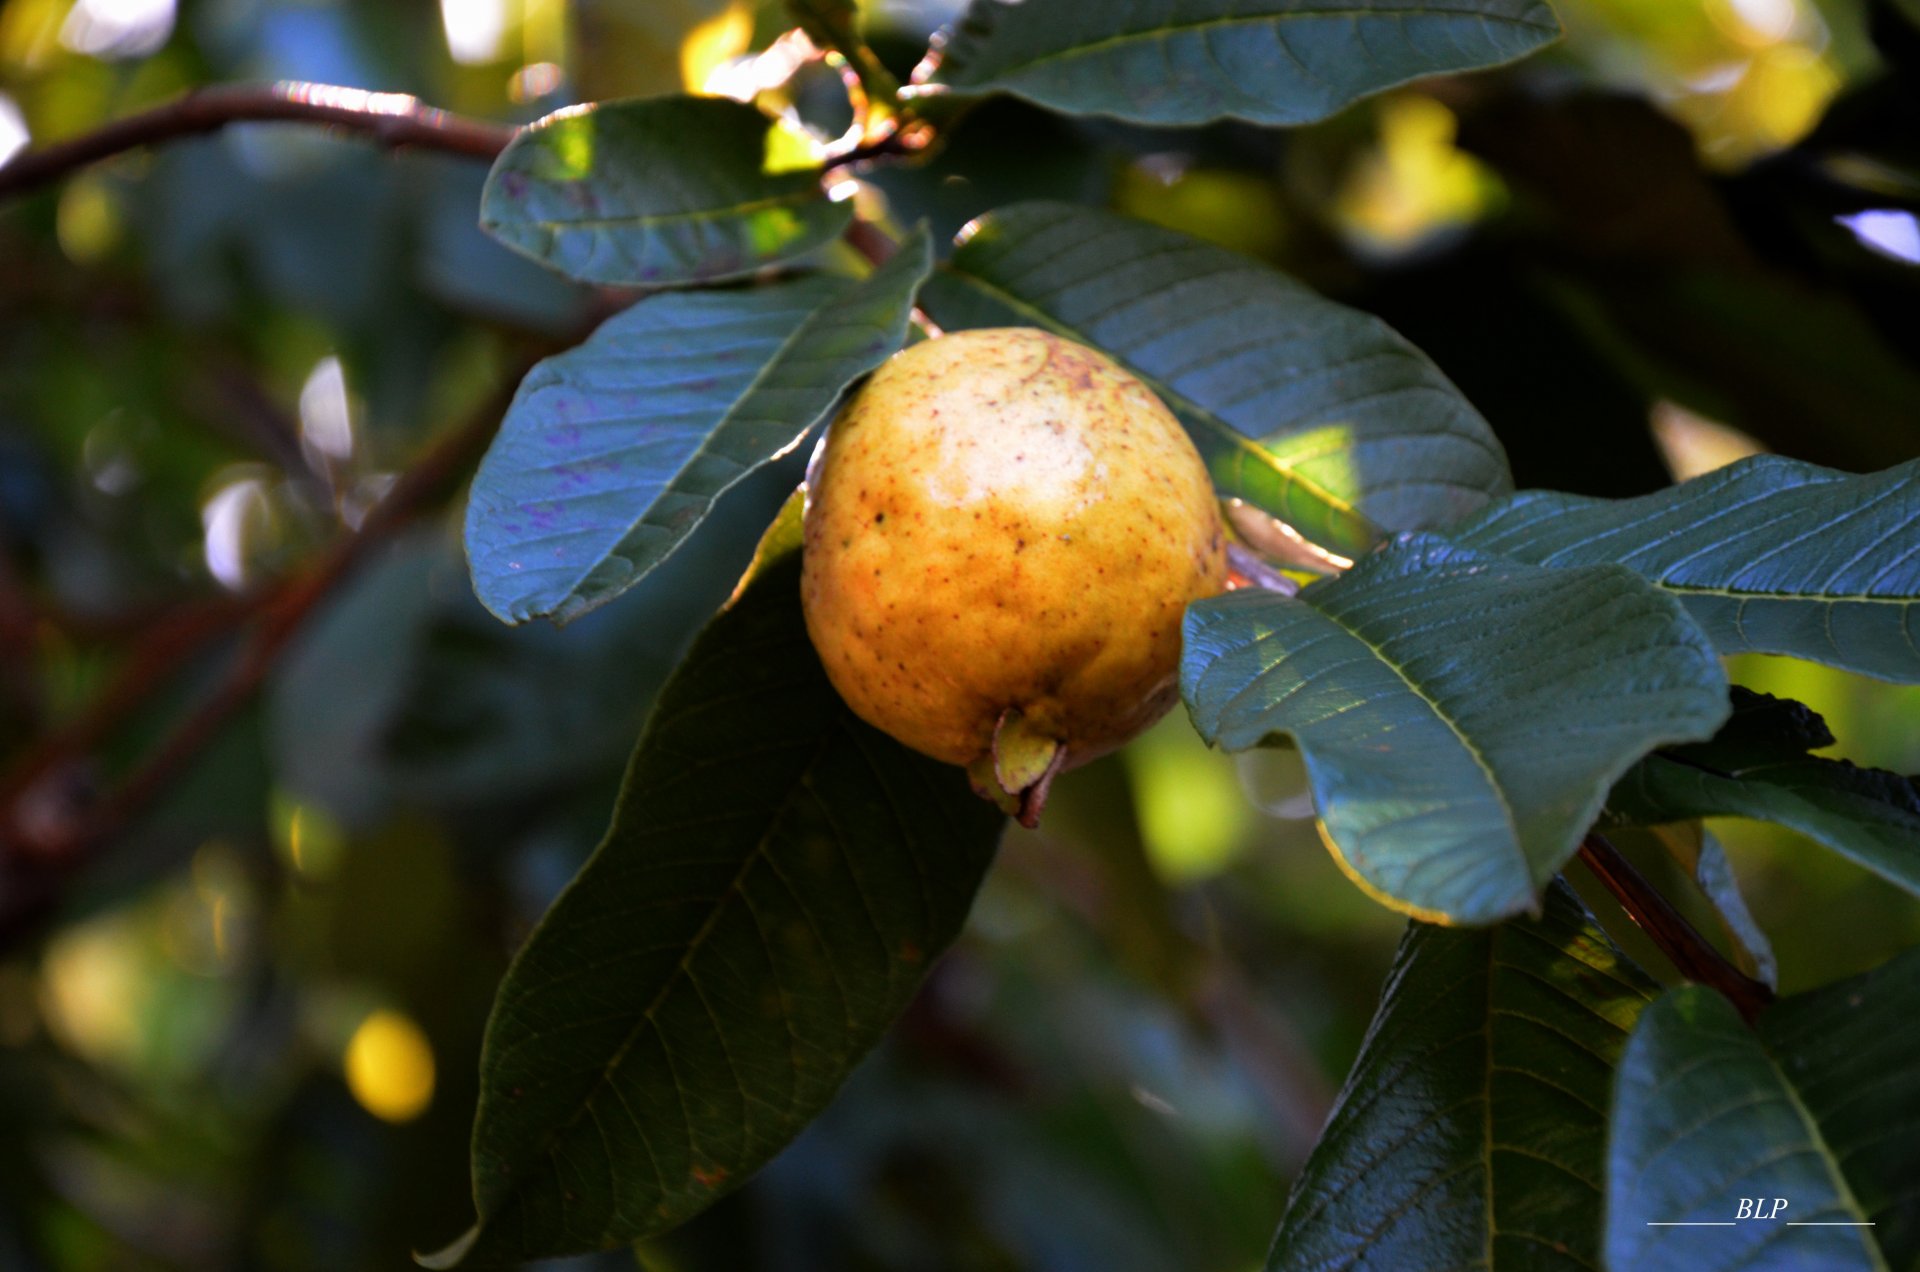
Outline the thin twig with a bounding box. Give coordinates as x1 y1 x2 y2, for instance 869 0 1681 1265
0 82 514 203
0 594 262 826
1577 832 1774 1023
844 217 899 268
0 361 532 949
824 126 927 173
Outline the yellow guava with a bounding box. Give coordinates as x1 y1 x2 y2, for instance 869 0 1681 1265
800 327 1227 825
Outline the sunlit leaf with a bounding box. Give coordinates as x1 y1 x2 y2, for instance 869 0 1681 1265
481 95 850 286
919 0 1561 127
465 229 932 625
427 517 1005 1266
1452 456 1920 682
1606 961 1920 1269
922 202 1509 558
1608 688 1920 901
1182 536 1729 923
1270 881 1657 1269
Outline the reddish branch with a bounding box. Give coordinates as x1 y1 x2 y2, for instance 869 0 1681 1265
0 82 515 203
0 364 531 948
1578 832 1774 1023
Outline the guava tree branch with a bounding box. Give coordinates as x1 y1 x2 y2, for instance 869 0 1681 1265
0 359 533 951
0 82 516 203
1577 832 1774 1023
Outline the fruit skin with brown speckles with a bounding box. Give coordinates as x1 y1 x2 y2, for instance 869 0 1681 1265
800 327 1227 822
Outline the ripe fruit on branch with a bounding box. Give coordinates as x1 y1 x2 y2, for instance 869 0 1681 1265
800 327 1227 825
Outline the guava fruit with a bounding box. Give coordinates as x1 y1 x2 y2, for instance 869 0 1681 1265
801 327 1226 825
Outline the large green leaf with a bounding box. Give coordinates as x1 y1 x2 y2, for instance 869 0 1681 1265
1608 688 1920 900
465 231 931 625
1269 882 1658 1270
1450 456 1920 682
921 202 1509 558
918 0 1561 127
481 95 851 286
1182 536 1729 923
1759 948 1920 1266
426 505 1005 1266
1606 961 1920 1270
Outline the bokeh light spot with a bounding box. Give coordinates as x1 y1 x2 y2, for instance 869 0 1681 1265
344 1009 436 1123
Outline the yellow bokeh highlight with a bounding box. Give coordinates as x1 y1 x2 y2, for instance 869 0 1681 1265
1568 0 1841 167
272 791 346 881
1114 161 1287 259
56 175 121 264
1334 95 1502 256
40 913 148 1067
0 0 66 69
1702 45 1840 163
681 2 753 96
762 116 822 175
1124 713 1251 883
520 0 566 69
344 1009 436 1123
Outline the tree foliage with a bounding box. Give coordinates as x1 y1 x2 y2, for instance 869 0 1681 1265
2 0 1918 1269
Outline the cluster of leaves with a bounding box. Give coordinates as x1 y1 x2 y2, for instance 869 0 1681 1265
443 1 1920 1269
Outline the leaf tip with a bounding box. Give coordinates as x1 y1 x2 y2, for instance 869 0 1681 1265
414 1224 480 1270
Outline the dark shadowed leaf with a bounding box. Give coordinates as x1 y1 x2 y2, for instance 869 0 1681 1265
1270 882 1657 1270
1608 689 1920 900
1606 963 1920 1270
465 230 931 625
481 95 851 286
1451 456 1920 683
919 0 1561 127
1182 536 1728 923
425 504 1005 1266
1759 948 1920 1266
922 202 1508 558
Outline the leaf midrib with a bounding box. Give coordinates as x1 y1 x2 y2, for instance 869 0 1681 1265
1658 582 1915 604
523 280 849 620
1310 594 1531 895
940 5 1560 85
501 186 826 233
1768 1053 1890 1270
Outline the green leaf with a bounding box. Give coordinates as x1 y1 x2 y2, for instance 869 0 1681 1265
1605 973 1920 1270
427 516 1004 1266
1759 948 1920 1266
465 230 932 625
921 202 1509 559
1450 456 1920 683
1608 689 1920 901
1270 881 1658 1270
1182 536 1729 923
918 0 1562 127
481 95 851 287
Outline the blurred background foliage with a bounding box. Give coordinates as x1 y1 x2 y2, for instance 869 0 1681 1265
1 0 1918 1268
